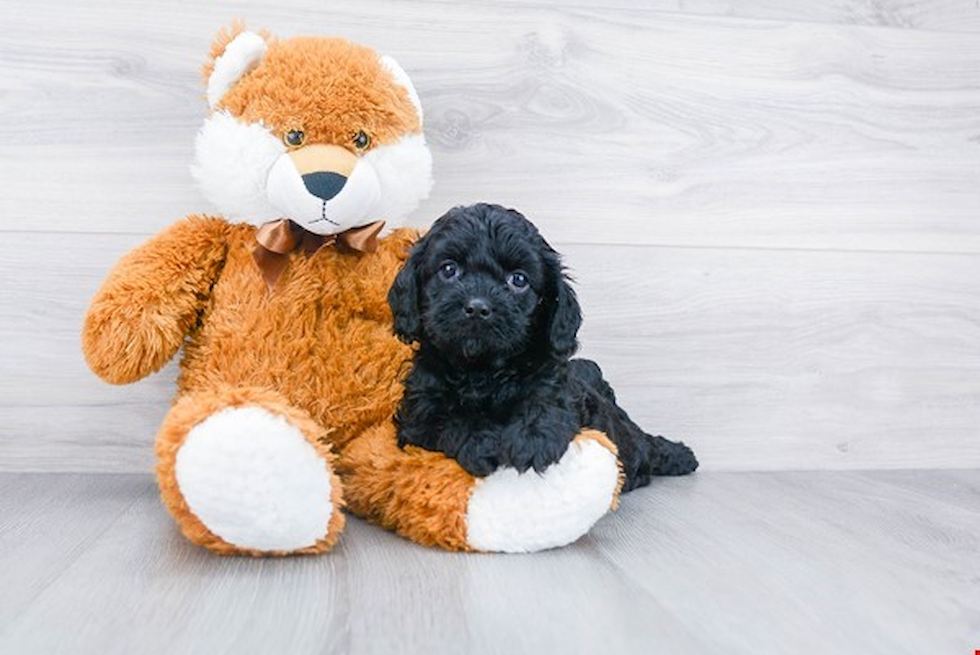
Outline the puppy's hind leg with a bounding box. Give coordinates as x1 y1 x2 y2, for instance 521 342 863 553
647 435 700 477
568 359 698 492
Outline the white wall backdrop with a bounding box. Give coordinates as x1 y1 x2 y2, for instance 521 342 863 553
2 0 979 472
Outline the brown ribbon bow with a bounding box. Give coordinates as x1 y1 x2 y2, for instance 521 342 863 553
253 219 385 289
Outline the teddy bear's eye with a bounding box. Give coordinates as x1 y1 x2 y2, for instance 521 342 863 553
284 130 306 147
352 131 371 150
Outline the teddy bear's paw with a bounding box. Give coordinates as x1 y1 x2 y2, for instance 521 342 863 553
465 430 621 553
173 406 340 553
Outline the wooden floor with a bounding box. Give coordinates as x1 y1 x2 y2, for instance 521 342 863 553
0 470 976 655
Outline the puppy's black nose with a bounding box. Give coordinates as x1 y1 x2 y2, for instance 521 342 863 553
464 297 493 318
302 171 347 201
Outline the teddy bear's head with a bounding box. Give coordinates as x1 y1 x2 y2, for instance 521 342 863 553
192 26 433 235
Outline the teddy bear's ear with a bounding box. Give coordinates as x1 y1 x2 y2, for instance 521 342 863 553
202 25 270 109
379 55 424 126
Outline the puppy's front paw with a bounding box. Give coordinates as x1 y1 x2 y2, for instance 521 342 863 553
507 432 573 475
652 437 699 476
453 439 501 478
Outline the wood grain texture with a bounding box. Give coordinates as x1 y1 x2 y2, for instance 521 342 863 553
0 1 978 252
571 243 980 471
0 470 976 655
0 474 143 626
493 0 980 33
3 235 979 472
2 1 979 472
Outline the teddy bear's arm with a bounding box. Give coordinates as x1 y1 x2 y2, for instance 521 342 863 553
82 215 231 385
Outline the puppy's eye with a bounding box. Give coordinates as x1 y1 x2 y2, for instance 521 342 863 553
507 271 529 292
353 130 371 150
439 261 459 280
284 130 306 147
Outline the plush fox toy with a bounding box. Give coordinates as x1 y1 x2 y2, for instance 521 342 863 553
82 25 623 555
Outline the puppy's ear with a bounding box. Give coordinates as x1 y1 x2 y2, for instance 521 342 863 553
388 242 425 343
546 259 583 357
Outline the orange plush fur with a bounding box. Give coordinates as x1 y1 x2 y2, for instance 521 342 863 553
82 26 622 555
206 23 419 152
82 213 481 552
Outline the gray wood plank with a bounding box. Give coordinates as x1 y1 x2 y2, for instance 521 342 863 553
0 470 976 655
860 468 980 514
339 516 713 655
1 2 978 252
0 477 353 655
0 474 144 625
571 244 980 471
5 234 979 472
596 469 980 655
0 474 714 655
492 0 980 33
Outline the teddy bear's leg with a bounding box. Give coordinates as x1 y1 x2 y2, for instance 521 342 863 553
155 387 345 556
337 424 623 553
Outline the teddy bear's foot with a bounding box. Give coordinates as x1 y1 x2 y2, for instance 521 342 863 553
156 388 345 556
174 407 336 552
339 425 621 553
465 430 622 553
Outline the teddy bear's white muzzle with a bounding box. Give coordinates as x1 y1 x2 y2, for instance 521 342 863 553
266 154 382 235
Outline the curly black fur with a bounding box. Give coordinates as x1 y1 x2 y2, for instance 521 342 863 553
388 203 698 491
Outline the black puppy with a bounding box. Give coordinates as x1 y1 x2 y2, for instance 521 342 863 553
388 203 697 491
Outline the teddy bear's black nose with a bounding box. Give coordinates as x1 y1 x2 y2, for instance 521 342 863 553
302 172 347 201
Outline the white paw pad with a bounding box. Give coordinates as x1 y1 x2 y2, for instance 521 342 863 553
465 438 620 553
174 406 335 552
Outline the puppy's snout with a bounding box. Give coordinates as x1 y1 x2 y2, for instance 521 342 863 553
464 297 493 319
